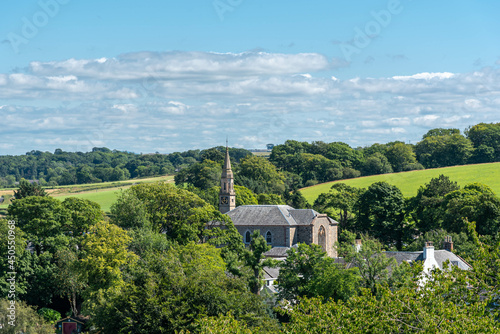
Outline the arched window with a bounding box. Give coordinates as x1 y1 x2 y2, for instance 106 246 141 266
318 226 326 252
245 231 251 244
266 231 272 244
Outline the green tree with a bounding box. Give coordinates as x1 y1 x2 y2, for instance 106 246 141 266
243 231 276 295
410 174 460 232
338 235 396 295
237 155 285 194
13 179 47 199
466 122 500 161
277 243 359 303
90 243 279 333
0 299 54 333
384 142 419 172
355 182 410 249
362 152 393 175
314 183 362 230
415 132 474 168
174 159 222 190
441 183 500 235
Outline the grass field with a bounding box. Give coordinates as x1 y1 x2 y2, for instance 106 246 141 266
300 162 500 204
0 175 174 213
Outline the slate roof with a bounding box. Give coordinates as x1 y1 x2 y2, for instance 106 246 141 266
263 247 292 258
227 205 336 226
263 266 280 280
384 250 471 270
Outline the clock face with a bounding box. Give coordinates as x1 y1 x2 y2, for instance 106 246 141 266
221 196 228 204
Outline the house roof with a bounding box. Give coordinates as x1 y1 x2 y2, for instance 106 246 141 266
384 250 471 270
227 205 337 227
263 266 280 280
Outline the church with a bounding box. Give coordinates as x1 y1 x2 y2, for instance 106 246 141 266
218 147 339 258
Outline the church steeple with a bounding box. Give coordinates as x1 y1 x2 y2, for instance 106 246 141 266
219 144 236 213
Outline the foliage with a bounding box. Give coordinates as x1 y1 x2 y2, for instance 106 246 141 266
416 132 474 168
355 182 410 249
466 122 500 161
410 174 460 232
280 277 498 333
90 243 279 333
243 231 276 295
384 142 419 172
313 183 362 230
13 179 47 199
79 221 137 295
338 235 396 295
236 155 285 194
112 182 238 246
362 152 393 175
277 243 359 303
37 307 61 324
0 299 54 333
175 159 221 190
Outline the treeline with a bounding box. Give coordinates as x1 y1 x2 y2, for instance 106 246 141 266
270 122 500 187
0 122 499 190
0 146 251 188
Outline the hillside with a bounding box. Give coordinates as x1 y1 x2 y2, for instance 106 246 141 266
0 175 174 213
300 162 500 204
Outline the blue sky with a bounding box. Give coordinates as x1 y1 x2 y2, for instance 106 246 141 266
1 0 499 154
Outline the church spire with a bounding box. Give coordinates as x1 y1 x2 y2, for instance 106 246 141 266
219 142 236 213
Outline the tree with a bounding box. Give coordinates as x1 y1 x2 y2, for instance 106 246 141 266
362 152 393 175
415 132 474 168
174 160 221 190
314 183 362 230
61 197 104 235
441 183 500 235
13 179 47 199
0 299 54 333
237 155 285 195
355 182 410 249
410 174 460 232
54 249 86 316
338 235 396 296
90 243 279 333
112 182 237 245
277 243 359 303
466 122 500 161
384 142 419 172
243 231 276 295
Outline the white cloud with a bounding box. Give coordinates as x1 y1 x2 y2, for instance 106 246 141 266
1 52 500 154
392 72 455 80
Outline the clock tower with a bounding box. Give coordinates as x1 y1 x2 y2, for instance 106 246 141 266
219 145 236 213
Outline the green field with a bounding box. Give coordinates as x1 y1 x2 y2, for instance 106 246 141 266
300 162 500 204
0 175 174 213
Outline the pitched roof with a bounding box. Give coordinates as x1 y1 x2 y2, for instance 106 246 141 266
227 205 299 226
227 205 336 226
263 266 280 280
384 250 471 270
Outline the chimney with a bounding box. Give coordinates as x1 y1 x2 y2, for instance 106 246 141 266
443 236 453 252
354 239 362 252
423 241 434 260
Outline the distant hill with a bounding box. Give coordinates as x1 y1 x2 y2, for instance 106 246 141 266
300 162 500 204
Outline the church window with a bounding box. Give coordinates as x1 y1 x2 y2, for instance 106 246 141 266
245 231 251 244
318 226 326 252
266 231 272 244
224 183 226 190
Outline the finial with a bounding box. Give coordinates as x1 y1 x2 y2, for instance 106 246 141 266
226 136 228 148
